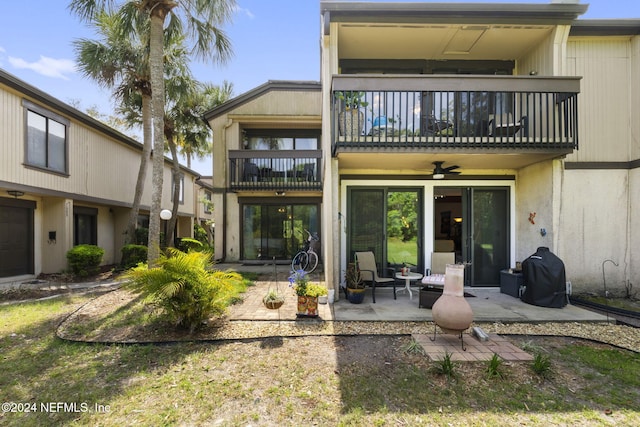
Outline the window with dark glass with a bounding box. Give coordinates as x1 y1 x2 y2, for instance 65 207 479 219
245 134 319 151
74 206 97 246
204 191 212 213
172 175 184 204
23 100 69 174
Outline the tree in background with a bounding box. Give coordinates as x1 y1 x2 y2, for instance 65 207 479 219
178 81 233 169
73 10 153 245
163 81 234 247
70 0 236 265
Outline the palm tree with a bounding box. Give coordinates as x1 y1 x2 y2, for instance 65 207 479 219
69 0 235 265
163 80 234 247
178 81 233 169
73 10 153 245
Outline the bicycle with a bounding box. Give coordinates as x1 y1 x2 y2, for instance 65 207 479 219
291 229 319 273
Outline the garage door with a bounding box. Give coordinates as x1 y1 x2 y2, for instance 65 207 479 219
0 198 35 277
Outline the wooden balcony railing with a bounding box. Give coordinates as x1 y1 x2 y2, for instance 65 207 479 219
331 75 580 154
229 150 322 191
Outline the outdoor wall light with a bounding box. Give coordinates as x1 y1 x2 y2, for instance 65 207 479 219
160 209 172 220
275 191 286 196
7 190 25 198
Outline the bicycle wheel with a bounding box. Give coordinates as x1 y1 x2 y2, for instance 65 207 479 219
306 251 319 273
291 252 309 272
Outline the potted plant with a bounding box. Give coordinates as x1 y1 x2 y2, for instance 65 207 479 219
345 262 366 304
262 289 285 310
336 91 369 138
289 270 326 318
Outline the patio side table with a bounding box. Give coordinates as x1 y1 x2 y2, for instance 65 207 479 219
395 272 423 300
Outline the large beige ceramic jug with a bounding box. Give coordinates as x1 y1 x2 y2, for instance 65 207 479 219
431 264 473 334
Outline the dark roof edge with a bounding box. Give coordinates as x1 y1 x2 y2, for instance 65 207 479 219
0 68 202 178
321 2 588 32
570 19 640 36
203 80 322 121
195 177 214 191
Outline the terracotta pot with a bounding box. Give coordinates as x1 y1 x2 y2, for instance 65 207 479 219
431 264 473 333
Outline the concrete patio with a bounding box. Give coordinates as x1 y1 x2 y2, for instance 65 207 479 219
220 263 610 324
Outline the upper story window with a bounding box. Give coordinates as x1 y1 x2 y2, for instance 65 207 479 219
23 100 69 175
244 130 319 150
172 175 184 205
204 191 212 214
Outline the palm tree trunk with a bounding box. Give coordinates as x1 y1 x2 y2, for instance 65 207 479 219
147 10 167 266
125 93 152 244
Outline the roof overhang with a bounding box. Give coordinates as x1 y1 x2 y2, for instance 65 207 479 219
570 19 640 36
321 1 589 35
203 80 321 121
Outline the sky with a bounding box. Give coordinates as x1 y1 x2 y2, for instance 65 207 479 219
1 0 639 176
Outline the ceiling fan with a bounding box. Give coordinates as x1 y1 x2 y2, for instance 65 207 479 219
431 161 460 179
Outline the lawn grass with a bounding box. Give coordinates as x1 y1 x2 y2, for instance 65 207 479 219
1 297 639 426
387 237 418 266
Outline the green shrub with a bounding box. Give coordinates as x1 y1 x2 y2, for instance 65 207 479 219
194 223 208 244
124 248 243 333
121 244 148 269
133 227 148 245
66 244 104 277
177 237 204 252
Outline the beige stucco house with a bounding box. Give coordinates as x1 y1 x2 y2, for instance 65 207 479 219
205 80 323 264
208 0 639 298
0 68 203 284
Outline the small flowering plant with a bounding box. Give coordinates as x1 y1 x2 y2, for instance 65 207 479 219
289 269 309 296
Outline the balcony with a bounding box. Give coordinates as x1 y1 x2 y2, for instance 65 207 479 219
331 75 580 156
229 150 322 191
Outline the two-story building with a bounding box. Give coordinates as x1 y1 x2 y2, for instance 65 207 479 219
208 0 639 297
0 68 203 284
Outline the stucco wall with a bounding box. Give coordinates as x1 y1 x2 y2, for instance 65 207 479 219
557 168 630 293
515 161 555 263
225 193 241 261
40 198 71 274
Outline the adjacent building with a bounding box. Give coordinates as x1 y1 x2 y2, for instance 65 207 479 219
0 68 203 284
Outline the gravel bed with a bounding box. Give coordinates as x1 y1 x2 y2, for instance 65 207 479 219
48 286 640 353
211 320 639 353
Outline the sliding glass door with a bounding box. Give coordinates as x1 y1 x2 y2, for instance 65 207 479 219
463 187 510 286
434 186 509 286
347 187 422 273
242 203 319 261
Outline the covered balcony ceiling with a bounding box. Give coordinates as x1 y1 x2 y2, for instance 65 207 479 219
336 151 567 174
336 24 554 61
